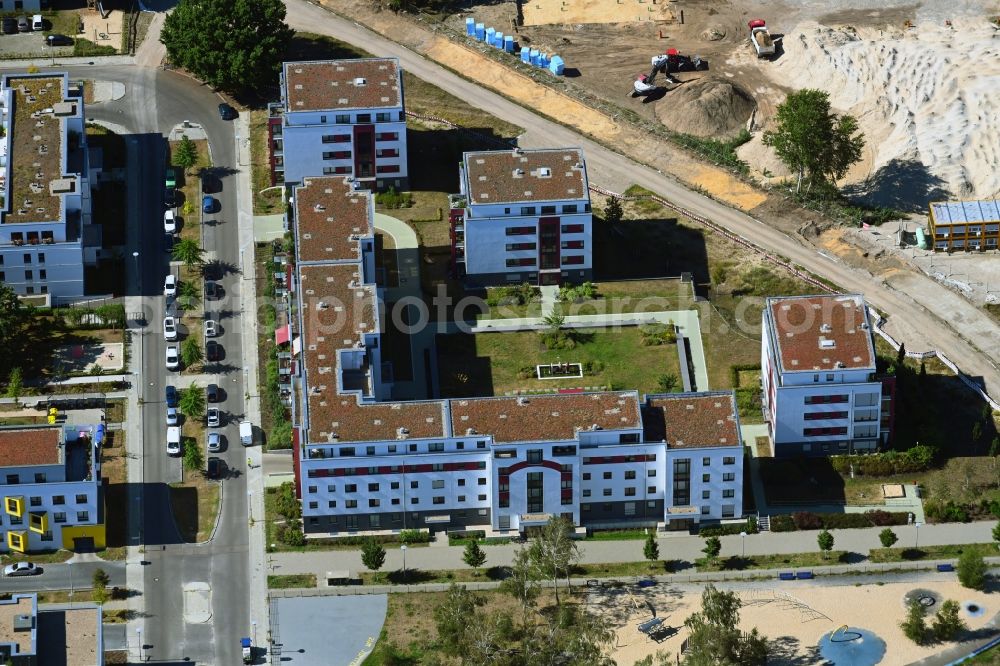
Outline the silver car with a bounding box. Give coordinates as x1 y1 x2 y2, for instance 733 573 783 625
166 407 179 426
206 431 221 453
206 407 221 427
4 562 39 577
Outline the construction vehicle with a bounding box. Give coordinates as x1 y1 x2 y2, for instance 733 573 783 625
631 48 705 97
748 19 776 57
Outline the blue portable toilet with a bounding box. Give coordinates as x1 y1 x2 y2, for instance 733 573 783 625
549 56 565 75
485 27 495 46
504 35 515 53
529 49 540 66
521 46 530 63
538 53 548 68
465 17 475 36
94 422 106 447
475 23 485 40
494 31 504 48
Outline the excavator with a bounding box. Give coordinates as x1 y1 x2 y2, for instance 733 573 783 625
631 48 706 98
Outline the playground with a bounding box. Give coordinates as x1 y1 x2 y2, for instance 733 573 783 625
587 580 995 665
52 342 124 373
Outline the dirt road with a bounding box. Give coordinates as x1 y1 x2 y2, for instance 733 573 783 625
282 0 1000 401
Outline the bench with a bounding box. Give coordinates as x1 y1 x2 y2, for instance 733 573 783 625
796 571 814 580
937 564 955 572
638 617 664 634
637 579 657 588
778 572 795 581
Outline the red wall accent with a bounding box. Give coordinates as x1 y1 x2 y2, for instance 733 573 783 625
291 427 302 499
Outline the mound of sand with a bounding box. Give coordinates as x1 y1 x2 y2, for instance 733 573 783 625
655 79 755 138
766 18 1000 204
701 25 727 41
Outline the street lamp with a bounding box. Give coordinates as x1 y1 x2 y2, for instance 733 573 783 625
136 627 143 662
740 531 747 558
132 251 139 277
914 521 922 549
251 620 257 647
247 490 253 522
68 561 73 598
400 544 408 581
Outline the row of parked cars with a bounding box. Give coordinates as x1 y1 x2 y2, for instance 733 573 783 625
0 15 73 45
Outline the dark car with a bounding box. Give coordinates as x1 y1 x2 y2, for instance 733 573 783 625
206 456 224 479
202 195 216 213
1 18 17 34
165 385 178 408
204 281 219 300
205 340 221 362
46 34 73 46
17 16 29 32
206 383 220 403
164 187 176 209
218 103 237 121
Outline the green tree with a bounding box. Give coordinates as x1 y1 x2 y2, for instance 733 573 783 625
644 530 660 562
762 89 865 193
527 516 581 607
160 0 294 95
172 238 206 269
993 522 1000 549
462 540 487 576
683 585 767 665
702 536 721 560
360 538 386 580
174 135 199 174
92 568 110 605
656 373 679 393
434 584 485 657
177 280 202 311
817 529 834 558
0 286 31 375
179 384 206 420
879 528 898 549
5 367 22 405
181 336 203 367
958 550 988 590
932 599 967 642
182 437 203 471
901 598 928 644
634 652 673 666
604 195 623 224
500 545 541 629
274 482 300 520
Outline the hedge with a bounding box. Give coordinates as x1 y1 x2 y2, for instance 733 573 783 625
829 445 935 476
321 530 433 547
769 510 910 532
729 363 761 389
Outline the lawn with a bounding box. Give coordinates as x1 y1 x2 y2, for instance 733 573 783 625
402 72 523 141
249 109 284 215
868 543 995 563
377 191 448 225
268 574 317 589
554 279 695 317
168 138 211 245
436 327 682 398
695 551 851 572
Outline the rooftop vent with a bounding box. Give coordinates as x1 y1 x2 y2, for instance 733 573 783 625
314 203 326 212
354 77 367 86
819 339 836 349
590 423 602 431
466 428 477 435
517 397 529 406
536 167 552 178
396 427 410 440
819 323 832 333
13 615 32 632
512 168 525 178
317 301 328 309
835 361 846 368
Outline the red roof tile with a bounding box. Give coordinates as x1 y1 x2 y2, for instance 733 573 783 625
295 177 372 263
643 392 740 449
283 59 401 112
767 294 875 373
0 429 61 467
464 149 587 205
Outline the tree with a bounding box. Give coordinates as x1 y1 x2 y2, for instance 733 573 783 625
181 336 203 367
5 367 22 406
501 546 541 629
656 373 679 393
643 531 660 562
433 584 485 657
0 286 32 375
817 529 834 558
702 536 721 560
179 384 206 420
634 652 673 666
958 550 988 590
932 599 967 642
603 195 623 224
172 238 205 269
462 540 487 576
182 437 203 471
994 522 1000 549
762 89 865 193
160 0 294 95
879 528 898 549
174 135 199 174
527 516 581 607
683 585 767 665
896 342 907 368
901 598 928 644
360 538 386 581
92 568 110 605
991 436 1000 458
177 280 202 311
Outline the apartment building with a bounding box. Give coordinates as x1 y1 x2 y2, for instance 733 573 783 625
761 294 895 457
0 427 104 553
0 593 104 665
288 175 743 535
269 58 408 191
453 148 593 286
0 0 41 12
928 199 1000 252
0 73 95 301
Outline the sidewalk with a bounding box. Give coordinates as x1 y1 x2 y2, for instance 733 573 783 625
269 520 998 576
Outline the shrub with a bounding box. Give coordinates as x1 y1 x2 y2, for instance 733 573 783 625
539 329 576 350
957 550 988 590
374 187 412 209
280 520 306 547
557 281 598 303
932 599 967 641
639 323 676 346
829 445 936 476
866 510 909 527
925 501 971 524
517 366 535 380
582 360 604 375
399 529 432 545
769 515 796 532
486 283 539 307
791 512 823 531
698 524 747 538
901 598 928 644
728 363 761 388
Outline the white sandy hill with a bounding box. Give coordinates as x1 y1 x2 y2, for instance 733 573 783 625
765 18 1000 203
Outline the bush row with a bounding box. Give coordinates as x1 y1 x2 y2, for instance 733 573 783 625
486 282 540 307
729 363 761 389
769 510 910 532
924 499 1000 524
326 530 432 547
829 445 936 476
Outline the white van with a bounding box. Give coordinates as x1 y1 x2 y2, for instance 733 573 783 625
31 15 43 31
166 426 181 456
239 421 253 446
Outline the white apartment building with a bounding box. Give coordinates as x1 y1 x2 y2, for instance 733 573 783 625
288 175 743 535
0 0 41 11
761 294 895 457
454 148 593 287
0 593 105 665
269 58 408 191
0 74 95 301
0 427 104 553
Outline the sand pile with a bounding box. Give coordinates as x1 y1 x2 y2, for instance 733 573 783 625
765 18 1000 204
655 78 755 138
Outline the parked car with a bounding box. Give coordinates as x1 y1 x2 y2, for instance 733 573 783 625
206 407 221 428
165 168 176 189
206 456 224 479
1 18 18 34
163 316 177 341
204 319 218 338
207 431 221 453
202 196 216 213
46 34 73 46
166 407 179 426
164 187 176 209
167 426 181 456
165 345 180 371
31 14 43 30
165 385 178 408
205 340 220 362
206 383 219 403
218 103 238 120
205 281 219 300
3 562 40 577
17 16 30 32
164 210 177 234
163 274 177 298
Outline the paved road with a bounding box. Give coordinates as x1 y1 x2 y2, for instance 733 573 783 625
270 520 998 574
282 0 1000 400
0 561 126 592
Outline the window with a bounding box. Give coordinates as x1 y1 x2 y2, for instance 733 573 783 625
29 497 41 507
23 254 31 264
321 134 351 143
329 501 337 508
409 444 418 452
75 494 87 504
625 487 636 497
582 472 591 480
624 470 636 480
433 496 446 505
390 482 400 490
648 469 657 477
366 446 376 456
702 457 711 466
723 457 736 465
723 489 735 498
308 501 318 509
322 151 351 160
561 223 585 233
648 486 656 494
76 511 89 522
53 512 67 523
369 499 380 508
506 242 536 251
357 113 372 123
457 478 466 487
603 472 612 480
562 255 585 265
339 447 356 456
722 505 736 518
701 506 711 515
804 411 848 420
370 514 381 528
410 480 419 489
34 473 46 483
803 427 849 436
37 253 44 264
345 484 357 493
804 394 849 405
375 132 399 141
52 494 64 505
561 240 584 249
552 445 576 457
428 442 445 452
506 257 536 267
432 480 445 490
624 502 636 516
367 483 379 492
723 473 736 482
520 206 537 216
603 488 612 496
345 500 358 509
563 204 578 213
527 449 542 463
376 164 401 174
478 478 487 486
702 490 710 499
307 486 318 494
375 112 391 122
24 270 32 281
38 270 46 280
335 114 350 123
388 445 397 453
539 205 556 215
327 485 336 493
582 489 591 497
478 494 487 501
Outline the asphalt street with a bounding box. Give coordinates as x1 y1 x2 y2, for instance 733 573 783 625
0 561 126 592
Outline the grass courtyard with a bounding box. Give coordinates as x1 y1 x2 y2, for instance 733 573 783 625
436 327 682 397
